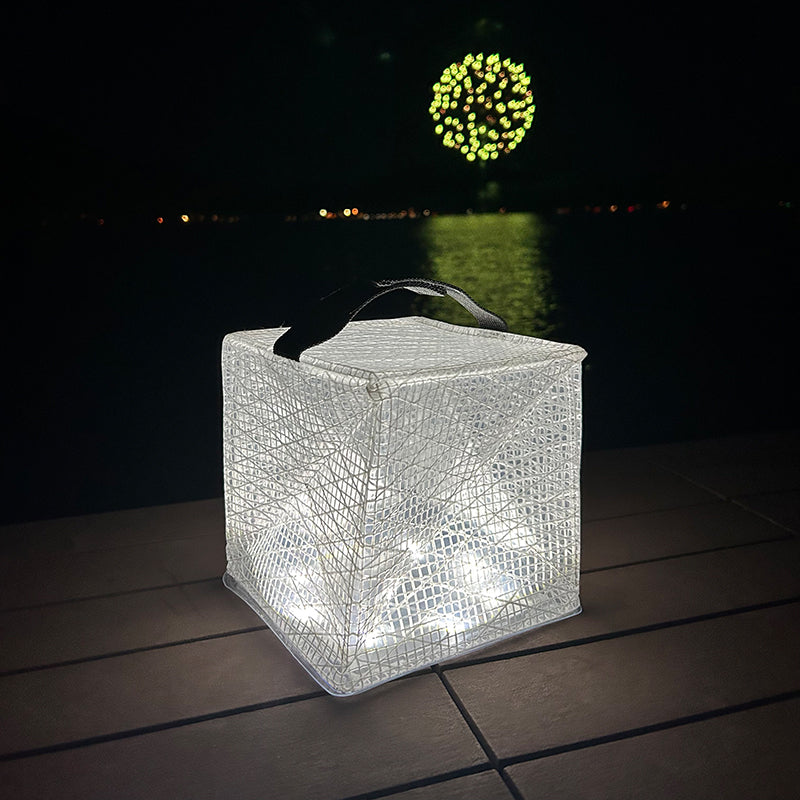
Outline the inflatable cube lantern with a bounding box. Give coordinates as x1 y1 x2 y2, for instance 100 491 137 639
222 279 587 695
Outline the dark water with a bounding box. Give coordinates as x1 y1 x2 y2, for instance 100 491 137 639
2 208 796 523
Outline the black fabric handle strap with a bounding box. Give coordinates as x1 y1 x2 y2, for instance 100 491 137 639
273 278 508 361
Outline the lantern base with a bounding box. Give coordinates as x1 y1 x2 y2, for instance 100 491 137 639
223 570 581 697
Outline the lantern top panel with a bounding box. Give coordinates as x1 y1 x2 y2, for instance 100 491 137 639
227 317 586 382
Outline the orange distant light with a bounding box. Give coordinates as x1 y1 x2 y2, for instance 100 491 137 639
181 214 190 222
156 216 164 224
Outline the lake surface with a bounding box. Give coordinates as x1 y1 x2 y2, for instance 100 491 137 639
2 208 796 522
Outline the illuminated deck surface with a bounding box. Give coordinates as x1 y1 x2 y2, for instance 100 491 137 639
1 431 798 799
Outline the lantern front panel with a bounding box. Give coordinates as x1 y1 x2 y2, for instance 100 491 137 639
222 318 586 695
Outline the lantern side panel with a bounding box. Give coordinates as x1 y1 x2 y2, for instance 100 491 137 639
222 334 380 681
340 358 584 694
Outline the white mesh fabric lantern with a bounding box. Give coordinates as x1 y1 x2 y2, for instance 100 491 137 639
222 278 587 695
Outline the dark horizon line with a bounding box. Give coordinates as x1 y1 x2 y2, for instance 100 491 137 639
16 197 797 229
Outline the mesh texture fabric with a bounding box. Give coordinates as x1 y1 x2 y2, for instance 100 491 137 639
222 317 586 695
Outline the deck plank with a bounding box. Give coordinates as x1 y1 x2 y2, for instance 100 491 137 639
734 490 800 534
643 430 800 498
0 580 259 674
0 535 225 610
507 698 800 800
444 603 800 760
448 537 800 662
0 630 320 755
377 771 514 799
581 501 788 571
0 675 488 800
0 499 224 555
581 448 716 520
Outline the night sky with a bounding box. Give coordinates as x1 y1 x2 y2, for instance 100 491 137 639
4 2 797 217
1 1 797 523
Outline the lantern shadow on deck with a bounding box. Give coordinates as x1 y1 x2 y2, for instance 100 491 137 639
221 279 586 695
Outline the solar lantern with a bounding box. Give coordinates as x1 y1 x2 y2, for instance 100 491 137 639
222 278 586 695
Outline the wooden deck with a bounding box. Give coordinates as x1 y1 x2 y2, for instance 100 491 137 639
1 431 798 799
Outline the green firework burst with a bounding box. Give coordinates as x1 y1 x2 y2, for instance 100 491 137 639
429 53 535 163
